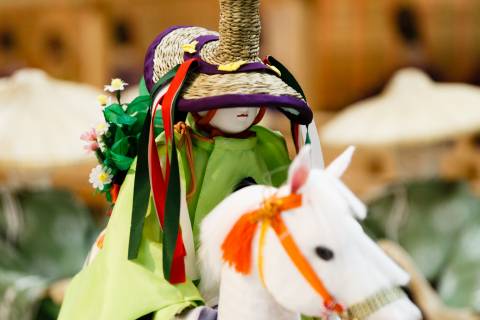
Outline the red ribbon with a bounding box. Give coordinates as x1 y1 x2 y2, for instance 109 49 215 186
148 59 198 283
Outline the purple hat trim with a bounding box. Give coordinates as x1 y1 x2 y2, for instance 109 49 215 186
177 94 313 125
144 25 191 92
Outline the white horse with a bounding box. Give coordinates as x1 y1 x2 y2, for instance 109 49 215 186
179 146 421 320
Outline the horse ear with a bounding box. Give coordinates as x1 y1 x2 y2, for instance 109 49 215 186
288 145 312 193
326 146 355 178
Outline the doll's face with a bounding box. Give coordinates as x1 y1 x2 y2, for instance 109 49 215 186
199 107 260 134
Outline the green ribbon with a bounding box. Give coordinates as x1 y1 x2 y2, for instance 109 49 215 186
128 65 182 260
267 56 307 101
267 56 311 146
161 60 196 281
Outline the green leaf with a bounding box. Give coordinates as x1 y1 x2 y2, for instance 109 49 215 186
126 95 151 115
125 96 151 133
111 137 130 156
114 127 126 142
138 77 149 96
109 151 133 171
103 104 136 126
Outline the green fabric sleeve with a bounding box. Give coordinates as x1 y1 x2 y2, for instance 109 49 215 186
58 159 202 320
252 125 291 187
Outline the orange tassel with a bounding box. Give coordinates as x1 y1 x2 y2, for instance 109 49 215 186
221 194 302 275
221 213 258 274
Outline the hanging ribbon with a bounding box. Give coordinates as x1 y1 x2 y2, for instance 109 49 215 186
265 56 324 167
129 66 180 260
150 59 199 283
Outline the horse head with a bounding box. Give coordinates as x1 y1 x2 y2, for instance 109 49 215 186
199 146 421 320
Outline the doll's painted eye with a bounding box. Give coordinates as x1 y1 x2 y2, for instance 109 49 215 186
315 246 334 261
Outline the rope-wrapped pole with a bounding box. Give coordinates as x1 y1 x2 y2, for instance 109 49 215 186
214 0 261 63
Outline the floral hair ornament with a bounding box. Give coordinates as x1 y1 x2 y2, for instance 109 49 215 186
130 0 327 284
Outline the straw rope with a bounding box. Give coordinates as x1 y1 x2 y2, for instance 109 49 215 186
209 0 261 64
182 72 304 100
153 0 262 79
199 41 262 66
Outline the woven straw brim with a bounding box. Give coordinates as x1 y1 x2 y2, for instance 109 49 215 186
182 72 303 100
146 26 310 123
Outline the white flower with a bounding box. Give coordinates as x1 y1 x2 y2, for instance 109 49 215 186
89 165 113 190
97 94 111 107
104 78 128 92
95 122 110 136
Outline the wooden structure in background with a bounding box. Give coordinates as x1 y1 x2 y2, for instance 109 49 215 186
2 0 480 110
0 0 220 88
2 0 480 205
0 2 107 87
308 0 480 110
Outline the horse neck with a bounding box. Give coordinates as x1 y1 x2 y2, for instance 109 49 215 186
217 266 299 320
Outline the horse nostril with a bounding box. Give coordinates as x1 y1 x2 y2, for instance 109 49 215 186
315 246 334 261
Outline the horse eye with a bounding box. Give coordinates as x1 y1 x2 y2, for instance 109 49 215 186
315 246 334 261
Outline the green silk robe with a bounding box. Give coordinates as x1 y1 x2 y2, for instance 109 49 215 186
58 125 290 320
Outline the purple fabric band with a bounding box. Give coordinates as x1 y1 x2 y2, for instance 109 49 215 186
144 26 191 92
177 94 313 124
196 34 219 50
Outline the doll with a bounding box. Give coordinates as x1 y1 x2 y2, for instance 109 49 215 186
59 0 316 319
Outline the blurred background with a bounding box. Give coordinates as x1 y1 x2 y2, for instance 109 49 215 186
0 0 480 319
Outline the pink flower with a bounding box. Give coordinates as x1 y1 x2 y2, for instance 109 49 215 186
81 128 97 142
81 128 99 153
84 141 99 152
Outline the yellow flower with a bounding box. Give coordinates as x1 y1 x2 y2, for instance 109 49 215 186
95 122 110 136
97 94 109 107
218 60 247 72
104 78 128 92
182 41 198 54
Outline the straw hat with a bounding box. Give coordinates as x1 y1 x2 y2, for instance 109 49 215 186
143 0 312 125
0 69 102 171
132 0 314 282
321 68 480 147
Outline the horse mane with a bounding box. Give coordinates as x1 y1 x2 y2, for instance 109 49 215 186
198 184 277 301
